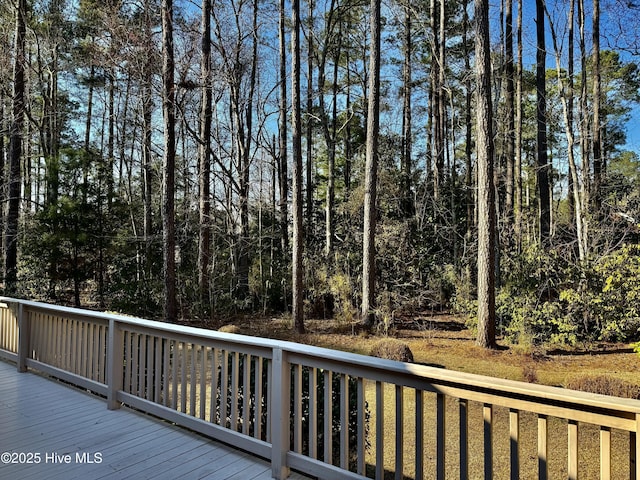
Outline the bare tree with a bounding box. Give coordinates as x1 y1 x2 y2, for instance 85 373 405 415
401 1 414 217
292 0 305 333
5 0 27 293
545 2 588 261
475 0 497 349
306 0 314 231
279 0 289 253
592 0 603 211
536 0 551 244
514 0 523 251
504 0 515 221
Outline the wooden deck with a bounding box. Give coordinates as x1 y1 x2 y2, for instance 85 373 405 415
0 360 309 480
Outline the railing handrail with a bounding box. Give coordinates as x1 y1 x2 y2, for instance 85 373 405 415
3 295 639 416
1 296 639 479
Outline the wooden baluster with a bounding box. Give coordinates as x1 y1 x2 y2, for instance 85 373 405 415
155 337 162 404
600 425 611 480
143 334 151 400
242 353 251 434
357 377 366 475
42 315 53 364
395 384 403 479
632 424 638 480
568 420 579 480
221 349 229 427
341 373 349 470
308 367 317 458
131 333 139 396
210 347 219 424
483 404 493 480
139 333 146 397
171 340 178 409
61 317 68 370
200 345 207 420
180 342 187 413
538 414 548 480
376 381 384 480
162 338 169 406
82 321 89 378
436 393 446 480
324 369 333 464
95 325 107 382
293 363 302 453
266 361 272 442
231 351 239 430
509 409 520 480
53 315 60 366
17 304 28 372
254 355 263 439
190 343 197 415
459 399 469 480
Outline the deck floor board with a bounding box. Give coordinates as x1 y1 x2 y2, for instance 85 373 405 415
0 360 310 480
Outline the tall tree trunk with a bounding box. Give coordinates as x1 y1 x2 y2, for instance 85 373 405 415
438 0 446 189
279 0 289 253
463 0 474 238
514 0 523 251
567 0 576 230
142 0 154 286
305 0 314 232
578 0 590 213
431 0 445 200
84 64 95 199
198 0 213 306
535 0 551 245
401 3 413 218
5 0 27 293
475 0 497 350
592 0 602 213
316 0 338 258
344 50 352 194
546 2 586 262
324 37 341 259
361 0 381 328
0 98 5 268
162 0 177 322
504 0 515 222
291 0 305 333
107 71 115 206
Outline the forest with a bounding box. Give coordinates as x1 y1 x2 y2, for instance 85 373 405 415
1 0 640 350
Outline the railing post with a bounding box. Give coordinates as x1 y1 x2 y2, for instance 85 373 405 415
632 414 639 480
107 318 123 410
271 347 290 479
17 303 28 372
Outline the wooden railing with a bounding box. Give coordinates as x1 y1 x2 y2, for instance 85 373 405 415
0 297 639 479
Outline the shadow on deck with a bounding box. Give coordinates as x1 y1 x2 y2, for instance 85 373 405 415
0 360 309 480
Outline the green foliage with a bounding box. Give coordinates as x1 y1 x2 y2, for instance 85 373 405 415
595 244 640 340
454 242 640 347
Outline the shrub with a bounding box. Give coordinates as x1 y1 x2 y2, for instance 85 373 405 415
369 339 414 362
218 324 241 334
595 244 640 341
564 374 640 400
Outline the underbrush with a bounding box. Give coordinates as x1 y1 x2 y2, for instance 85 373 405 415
456 244 640 348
